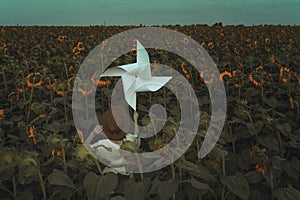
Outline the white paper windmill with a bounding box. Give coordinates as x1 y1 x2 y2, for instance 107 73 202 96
100 40 172 110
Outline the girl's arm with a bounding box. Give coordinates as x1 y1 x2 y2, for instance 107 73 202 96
85 125 104 145
133 111 139 134
132 111 141 147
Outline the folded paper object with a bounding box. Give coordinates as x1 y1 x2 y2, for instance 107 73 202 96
100 40 172 110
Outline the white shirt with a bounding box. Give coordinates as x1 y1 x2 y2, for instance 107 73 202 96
89 134 140 175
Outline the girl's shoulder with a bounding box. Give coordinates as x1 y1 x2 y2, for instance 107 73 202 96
90 139 121 150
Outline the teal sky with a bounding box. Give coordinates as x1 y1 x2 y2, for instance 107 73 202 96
0 0 299 25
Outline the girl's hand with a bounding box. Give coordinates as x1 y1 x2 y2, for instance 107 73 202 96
93 124 103 135
85 125 104 145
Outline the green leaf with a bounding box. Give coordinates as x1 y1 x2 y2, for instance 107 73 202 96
246 121 264 135
271 156 285 170
30 102 43 114
244 170 263 184
18 166 36 185
291 157 300 173
262 96 278 108
180 177 211 191
257 135 279 151
47 134 63 149
157 178 179 200
220 174 250 200
273 185 300 200
176 160 216 183
0 165 16 181
16 189 33 200
245 87 260 98
282 161 299 179
83 172 118 199
277 123 292 137
48 169 75 189
43 121 62 133
124 178 151 200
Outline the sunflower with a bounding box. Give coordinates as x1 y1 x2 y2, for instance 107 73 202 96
279 67 290 83
0 109 4 121
220 71 232 84
248 66 266 87
28 126 37 145
53 81 69 96
26 72 43 88
181 62 190 79
72 41 85 55
57 35 67 42
182 37 189 44
51 149 62 157
255 164 267 175
155 48 163 55
265 37 270 44
250 149 268 175
90 72 111 86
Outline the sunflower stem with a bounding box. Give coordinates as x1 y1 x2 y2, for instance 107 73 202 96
135 154 144 180
227 122 236 154
36 169 47 200
1 67 8 91
26 76 35 136
48 79 54 107
221 155 226 200
62 147 68 174
63 93 68 123
12 176 17 199
89 155 103 175
171 160 176 200
270 168 274 199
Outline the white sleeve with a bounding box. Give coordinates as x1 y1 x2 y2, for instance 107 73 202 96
125 133 141 147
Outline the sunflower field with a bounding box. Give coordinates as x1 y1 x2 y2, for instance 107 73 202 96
0 25 300 200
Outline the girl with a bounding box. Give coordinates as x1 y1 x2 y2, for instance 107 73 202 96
85 108 140 174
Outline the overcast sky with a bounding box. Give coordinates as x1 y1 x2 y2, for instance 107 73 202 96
0 0 299 25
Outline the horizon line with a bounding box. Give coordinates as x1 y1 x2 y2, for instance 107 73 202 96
1 23 300 27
